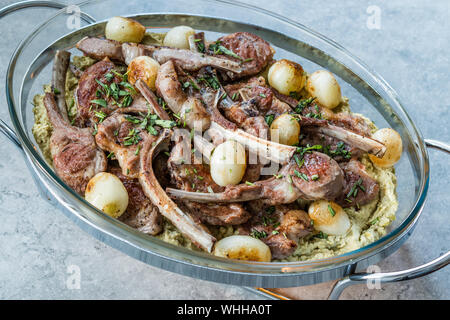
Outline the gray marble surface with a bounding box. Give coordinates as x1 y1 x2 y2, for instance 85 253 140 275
0 0 448 300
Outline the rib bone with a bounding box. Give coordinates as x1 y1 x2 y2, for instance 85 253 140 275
139 129 216 252
209 121 296 164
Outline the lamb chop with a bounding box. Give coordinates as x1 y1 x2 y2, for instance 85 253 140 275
167 135 251 226
77 36 242 74
155 60 211 131
74 58 137 127
77 31 274 80
335 159 380 208
43 51 107 195
167 149 344 205
238 204 313 259
139 129 216 252
109 166 163 235
44 92 107 195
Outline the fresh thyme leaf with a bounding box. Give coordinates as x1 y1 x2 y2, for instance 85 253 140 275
294 97 316 114
250 229 267 239
94 110 107 122
264 114 275 127
328 204 336 217
90 99 107 108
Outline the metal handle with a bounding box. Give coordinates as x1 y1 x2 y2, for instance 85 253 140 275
328 139 450 300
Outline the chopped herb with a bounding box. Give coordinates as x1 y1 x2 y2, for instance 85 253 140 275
311 174 319 181
370 217 380 225
183 81 200 90
294 169 309 181
123 128 141 146
245 181 255 186
250 229 267 239
53 88 60 95
346 178 364 199
94 111 107 122
296 144 322 157
126 168 130 175
107 152 115 159
92 123 98 136
293 154 305 168
91 99 107 108
104 73 114 82
207 186 214 193
315 231 328 239
328 204 336 217
266 206 275 214
259 93 266 98
294 97 316 114
232 92 239 101
326 141 352 159
135 145 141 155
273 174 283 179
154 119 177 128
243 58 253 63
272 230 279 235
209 40 244 60
264 114 275 127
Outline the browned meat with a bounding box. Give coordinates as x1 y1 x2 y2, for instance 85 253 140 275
167 149 345 205
239 204 312 259
43 93 107 194
139 130 216 252
76 36 124 61
288 152 345 200
168 137 251 225
336 159 380 208
95 111 148 178
109 166 163 235
75 59 119 127
216 32 274 80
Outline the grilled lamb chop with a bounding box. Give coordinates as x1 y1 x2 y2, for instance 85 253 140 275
167 151 344 205
74 58 122 127
239 204 313 259
214 32 275 80
109 166 163 235
76 36 124 61
336 159 380 208
139 129 216 252
44 92 107 194
168 134 251 225
156 60 211 131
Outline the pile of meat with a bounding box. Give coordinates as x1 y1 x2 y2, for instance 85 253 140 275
42 31 385 259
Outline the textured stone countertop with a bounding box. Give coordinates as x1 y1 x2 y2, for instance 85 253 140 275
0 0 448 299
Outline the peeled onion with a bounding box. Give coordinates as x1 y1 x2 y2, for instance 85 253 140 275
369 128 402 168
270 113 300 146
85 172 129 218
306 70 342 109
127 56 160 90
268 59 306 95
213 235 272 262
163 25 195 49
210 140 246 187
105 16 146 43
308 200 351 236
